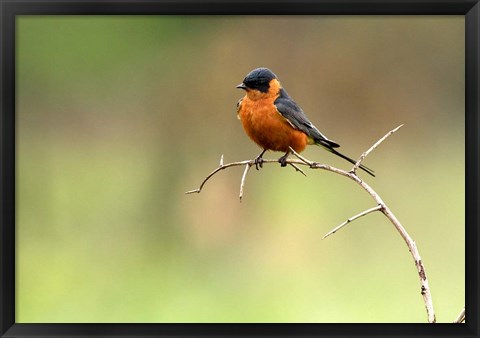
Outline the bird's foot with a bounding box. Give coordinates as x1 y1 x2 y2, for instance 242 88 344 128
254 156 264 170
278 152 290 167
254 149 267 170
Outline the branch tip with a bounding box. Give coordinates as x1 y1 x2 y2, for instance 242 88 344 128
322 205 382 239
352 123 404 173
239 163 251 201
289 163 307 176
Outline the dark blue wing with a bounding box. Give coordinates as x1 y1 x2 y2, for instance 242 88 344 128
274 91 340 148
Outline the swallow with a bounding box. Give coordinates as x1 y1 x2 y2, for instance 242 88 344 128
236 67 374 176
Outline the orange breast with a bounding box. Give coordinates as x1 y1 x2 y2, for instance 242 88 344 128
238 96 308 153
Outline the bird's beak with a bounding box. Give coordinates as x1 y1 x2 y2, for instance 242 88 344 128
236 83 247 90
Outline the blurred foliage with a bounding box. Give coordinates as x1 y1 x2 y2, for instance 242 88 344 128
16 15 464 323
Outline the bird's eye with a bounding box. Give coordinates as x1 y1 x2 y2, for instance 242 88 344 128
243 77 270 93
252 79 267 88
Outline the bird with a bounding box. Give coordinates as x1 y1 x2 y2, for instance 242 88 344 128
235 67 375 177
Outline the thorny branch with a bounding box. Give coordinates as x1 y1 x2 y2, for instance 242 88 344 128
185 155 305 201
186 124 440 323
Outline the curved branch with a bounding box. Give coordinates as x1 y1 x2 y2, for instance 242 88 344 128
185 158 252 195
185 157 305 197
186 125 436 323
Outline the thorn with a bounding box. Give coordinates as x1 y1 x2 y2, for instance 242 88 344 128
289 163 307 176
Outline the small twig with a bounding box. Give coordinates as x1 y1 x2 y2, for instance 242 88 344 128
453 307 465 323
322 205 382 239
185 156 251 195
290 147 314 166
288 162 307 176
239 163 251 201
351 124 403 174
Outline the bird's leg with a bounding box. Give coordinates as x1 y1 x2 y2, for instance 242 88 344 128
254 149 267 170
278 150 290 167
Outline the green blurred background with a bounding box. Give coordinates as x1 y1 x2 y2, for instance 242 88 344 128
16 16 464 323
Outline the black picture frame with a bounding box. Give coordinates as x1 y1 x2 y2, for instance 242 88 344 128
1 1 478 337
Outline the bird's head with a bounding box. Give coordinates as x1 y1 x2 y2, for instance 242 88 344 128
236 68 281 98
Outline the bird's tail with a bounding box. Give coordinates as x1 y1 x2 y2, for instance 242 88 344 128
316 141 375 177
